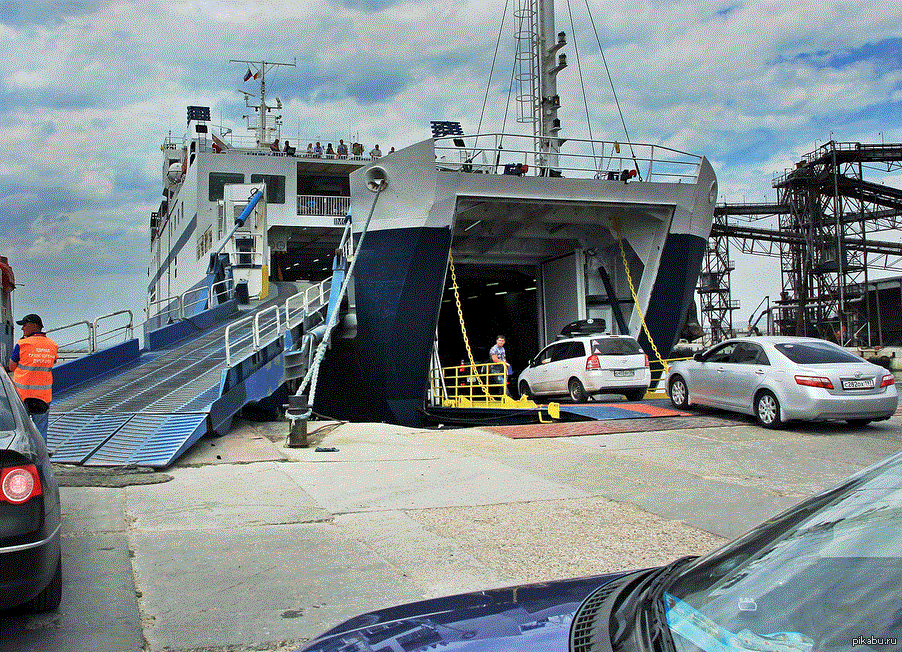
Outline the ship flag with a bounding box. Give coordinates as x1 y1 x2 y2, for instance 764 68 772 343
243 68 253 82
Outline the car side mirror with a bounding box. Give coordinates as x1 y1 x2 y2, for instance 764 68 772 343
693 352 705 362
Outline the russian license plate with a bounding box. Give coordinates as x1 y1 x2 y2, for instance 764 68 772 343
842 378 874 390
613 369 635 377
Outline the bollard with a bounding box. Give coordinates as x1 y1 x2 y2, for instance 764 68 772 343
286 393 309 447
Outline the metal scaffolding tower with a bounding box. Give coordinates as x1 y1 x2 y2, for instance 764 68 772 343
704 140 902 346
698 210 738 341
772 142 902 345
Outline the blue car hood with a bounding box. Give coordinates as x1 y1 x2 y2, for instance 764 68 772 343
298 572 627 652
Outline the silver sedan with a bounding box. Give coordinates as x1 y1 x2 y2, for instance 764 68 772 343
665 336 898 428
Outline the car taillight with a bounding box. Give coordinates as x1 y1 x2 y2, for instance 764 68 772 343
1 465 43 504
644 354 650 368
881 374 896 388
586 355 601 370
794 375 834 390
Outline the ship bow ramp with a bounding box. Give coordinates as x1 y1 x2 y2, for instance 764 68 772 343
46 286 300 468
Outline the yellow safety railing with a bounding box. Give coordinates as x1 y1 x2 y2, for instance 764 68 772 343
430 361 560 420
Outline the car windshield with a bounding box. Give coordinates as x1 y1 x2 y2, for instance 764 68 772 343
591 338 642 355
773 341 863 365
663 452 902 652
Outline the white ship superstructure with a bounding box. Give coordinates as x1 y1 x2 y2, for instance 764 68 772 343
148 61 370 326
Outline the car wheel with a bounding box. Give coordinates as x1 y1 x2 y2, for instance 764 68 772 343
846 418 872 427
668 375 689 409
25 556 62 612
755 390 783 429
519 380 535 401
568 378 588 403
625 389 645 402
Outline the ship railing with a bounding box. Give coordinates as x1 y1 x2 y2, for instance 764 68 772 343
433 134 705 184
181 279 235 315
146 295 183 325
48 310 134 360
297 194 351 217
284 277 333 331
147 279 235 326
189 133 377 161
221 250 266 270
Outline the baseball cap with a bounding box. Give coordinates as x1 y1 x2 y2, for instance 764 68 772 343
16 314 43 328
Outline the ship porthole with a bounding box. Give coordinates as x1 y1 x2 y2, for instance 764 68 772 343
366 166 388 192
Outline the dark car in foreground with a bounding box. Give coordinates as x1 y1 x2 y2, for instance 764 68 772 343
297 451 902 651
0 370 62 612
666 336 898 428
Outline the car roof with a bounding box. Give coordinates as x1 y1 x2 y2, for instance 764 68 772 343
717 336 843 346
555 334 637 343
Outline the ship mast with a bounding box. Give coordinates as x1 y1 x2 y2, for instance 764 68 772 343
230 58 296 146
515 0 567 171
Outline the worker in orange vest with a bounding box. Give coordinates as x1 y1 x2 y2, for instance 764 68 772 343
8 314 58 442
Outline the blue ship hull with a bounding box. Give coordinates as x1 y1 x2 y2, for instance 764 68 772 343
313 225 704 428
314 226 452 426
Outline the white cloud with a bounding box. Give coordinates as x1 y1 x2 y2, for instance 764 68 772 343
0 0 900 332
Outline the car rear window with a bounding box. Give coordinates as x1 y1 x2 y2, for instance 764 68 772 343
0 385 15 431
590 338 643 356
773 342 863 364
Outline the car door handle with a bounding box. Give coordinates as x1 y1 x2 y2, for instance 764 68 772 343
755 369 765 375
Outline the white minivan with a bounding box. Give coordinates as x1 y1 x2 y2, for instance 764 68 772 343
517 335 650 402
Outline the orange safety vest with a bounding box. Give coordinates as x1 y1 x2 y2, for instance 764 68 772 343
12 333 59 404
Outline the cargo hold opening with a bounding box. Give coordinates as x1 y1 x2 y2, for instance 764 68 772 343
436 266 537 376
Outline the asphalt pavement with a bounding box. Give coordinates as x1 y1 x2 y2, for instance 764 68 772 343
2 410 902 652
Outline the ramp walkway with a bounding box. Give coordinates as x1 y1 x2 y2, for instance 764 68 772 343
47 278 335 468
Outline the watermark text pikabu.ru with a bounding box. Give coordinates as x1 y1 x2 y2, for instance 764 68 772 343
852 636 897 647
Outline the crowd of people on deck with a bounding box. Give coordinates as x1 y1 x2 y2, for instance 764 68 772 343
265 138 393 159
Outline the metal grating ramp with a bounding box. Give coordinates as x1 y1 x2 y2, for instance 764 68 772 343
48 412 208 467
48 285 300 468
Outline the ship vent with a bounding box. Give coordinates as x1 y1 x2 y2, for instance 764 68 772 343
569 582 619 652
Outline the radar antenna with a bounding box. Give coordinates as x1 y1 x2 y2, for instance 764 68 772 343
230 58 296 146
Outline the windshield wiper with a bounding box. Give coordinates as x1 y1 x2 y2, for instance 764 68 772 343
638 556 697 652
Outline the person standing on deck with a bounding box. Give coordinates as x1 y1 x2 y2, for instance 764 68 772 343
490 334 512 396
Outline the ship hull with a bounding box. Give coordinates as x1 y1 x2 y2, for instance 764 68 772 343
313 226 452 426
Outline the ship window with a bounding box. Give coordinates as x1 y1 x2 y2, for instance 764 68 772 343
197 226 213 260
208 173 245 201
250 174 285 204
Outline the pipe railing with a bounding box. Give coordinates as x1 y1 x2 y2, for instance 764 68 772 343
297 194 351 217
253 305 282 351
49 309 135 358
226 274 337 367
46 321 95 360
93 310 134 349
433 133 704 184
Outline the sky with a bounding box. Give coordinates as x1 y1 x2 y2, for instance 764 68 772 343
1 0 901 341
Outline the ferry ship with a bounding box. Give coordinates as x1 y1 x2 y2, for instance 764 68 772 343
149 1 717 428
148 59 372 331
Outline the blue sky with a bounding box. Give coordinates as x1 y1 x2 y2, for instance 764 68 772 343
1 0 900 334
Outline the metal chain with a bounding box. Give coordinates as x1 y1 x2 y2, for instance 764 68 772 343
448 253 490 395
613 217 667 369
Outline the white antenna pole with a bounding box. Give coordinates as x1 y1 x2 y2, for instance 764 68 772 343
538 0 566 172
230 58 296 146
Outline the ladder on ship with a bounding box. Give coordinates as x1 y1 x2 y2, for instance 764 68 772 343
47 266 345 468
